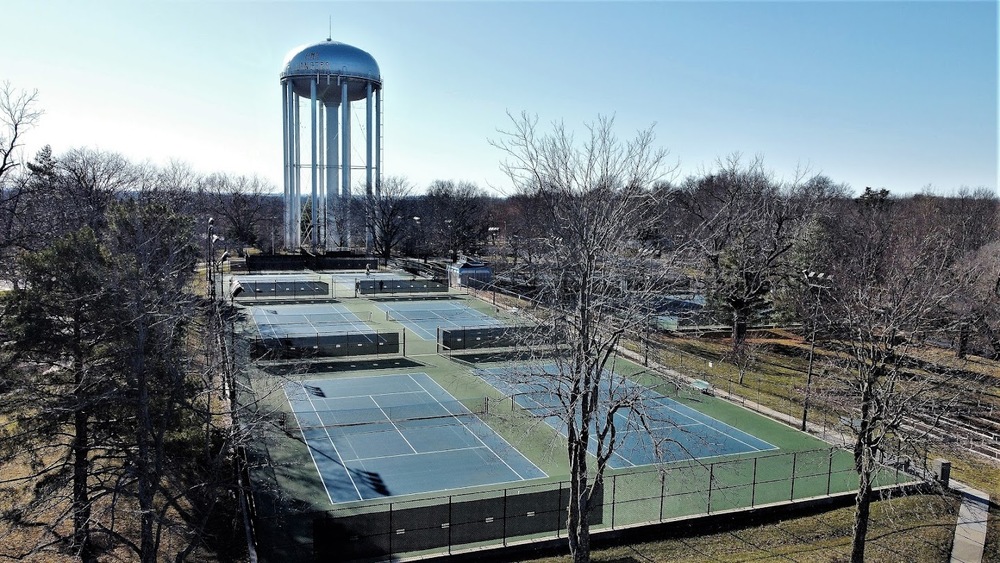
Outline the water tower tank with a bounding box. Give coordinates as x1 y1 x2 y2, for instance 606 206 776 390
280 39 383 251
281 40 382 102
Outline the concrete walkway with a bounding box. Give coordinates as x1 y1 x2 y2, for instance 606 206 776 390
950 481 991 563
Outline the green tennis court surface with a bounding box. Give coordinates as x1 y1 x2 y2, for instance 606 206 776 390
285 373 545 503
251 303 374 343
478 366 776 467
379 302 504 340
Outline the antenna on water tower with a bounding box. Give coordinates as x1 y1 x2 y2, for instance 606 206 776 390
328 16 332 41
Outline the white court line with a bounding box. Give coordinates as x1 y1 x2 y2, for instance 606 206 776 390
507 387 635 469
408 374 536 481
489 369 777 465
285 383 361 504
650 396 778 452
637 422 703 432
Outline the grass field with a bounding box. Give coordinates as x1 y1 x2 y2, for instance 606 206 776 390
526 494 959 563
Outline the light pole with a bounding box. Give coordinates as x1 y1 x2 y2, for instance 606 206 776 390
412 216 424 262
207 217 218 302
206 218 214 283
444 218 454 262
801 270 832 431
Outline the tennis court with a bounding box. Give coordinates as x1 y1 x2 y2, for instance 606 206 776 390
285 373 546 503
380 302 504 340
478 366 777 468
251 303 373 343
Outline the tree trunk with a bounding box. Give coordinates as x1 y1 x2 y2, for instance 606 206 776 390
72 407 94 563
732 314 747 351
71 320 95 563
850 481 873 563
850 379 876 563
133 320 157 563
956 321 968 359
972 314 1000 359
566 427 591 563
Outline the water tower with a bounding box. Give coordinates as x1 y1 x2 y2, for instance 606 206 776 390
280 38 382 250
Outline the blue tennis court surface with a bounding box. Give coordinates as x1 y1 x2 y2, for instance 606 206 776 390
285 373 546 503
478 367 776 468
380 302 503 340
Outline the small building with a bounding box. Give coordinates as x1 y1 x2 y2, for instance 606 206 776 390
447 258 493 288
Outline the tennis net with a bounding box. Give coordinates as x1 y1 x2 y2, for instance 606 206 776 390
386 309 487 322
292 397 489 432
310 311 374 325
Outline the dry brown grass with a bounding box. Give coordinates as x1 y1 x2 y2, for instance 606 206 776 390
526 494 958 563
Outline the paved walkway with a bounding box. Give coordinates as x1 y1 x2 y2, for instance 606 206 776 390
950 481 990 563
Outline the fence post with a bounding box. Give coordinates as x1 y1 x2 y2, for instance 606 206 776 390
611 474 617 529
707 463 714 513
388 503 393 557
557 482 562 538
659 472 666 522
790 452 798 501
827 448 834 495
448 495 453 555
751 457 758 507
502 488 508 546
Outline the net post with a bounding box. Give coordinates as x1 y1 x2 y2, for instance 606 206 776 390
751 456 758 507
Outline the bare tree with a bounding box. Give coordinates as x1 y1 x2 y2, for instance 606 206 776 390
202 173 273 251
0 84 42 275
101 189 233 563
365 175 414 265
675 155 816 347
425 180 489 261
0 82 41 186
492 112 676 563
822 190 981 562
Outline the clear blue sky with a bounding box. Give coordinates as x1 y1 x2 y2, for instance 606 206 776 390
4 1 997 195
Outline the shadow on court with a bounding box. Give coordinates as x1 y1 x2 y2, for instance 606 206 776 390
261 357 424 375
445 349 562 364
368 295 462 302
